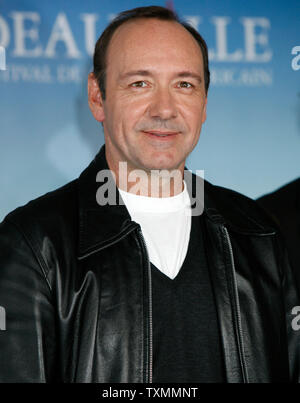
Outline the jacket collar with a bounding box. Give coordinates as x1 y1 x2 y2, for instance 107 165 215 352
77 144 276 259
77 145 136 259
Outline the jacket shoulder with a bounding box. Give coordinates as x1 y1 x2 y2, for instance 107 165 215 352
204 180 278 234
5 179 77 219
2 179 78 250
257 178 300 215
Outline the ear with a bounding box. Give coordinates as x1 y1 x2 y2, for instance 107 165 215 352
88 72 105 122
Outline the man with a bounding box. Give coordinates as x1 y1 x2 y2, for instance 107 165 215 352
0 6 299 383
258 178 300 283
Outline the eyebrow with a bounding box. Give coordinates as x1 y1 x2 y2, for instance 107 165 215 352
118 70 203 84
119 70 152 80
177 71 203 84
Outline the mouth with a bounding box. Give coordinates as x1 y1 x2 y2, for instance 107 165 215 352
142 130 179 139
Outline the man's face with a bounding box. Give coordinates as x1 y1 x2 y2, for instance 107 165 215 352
91 18 207 174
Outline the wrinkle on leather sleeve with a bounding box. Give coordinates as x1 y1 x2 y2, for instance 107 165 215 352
0 218 57 382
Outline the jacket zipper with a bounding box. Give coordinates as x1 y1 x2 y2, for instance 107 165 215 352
222 225 249 383
137 229 153 384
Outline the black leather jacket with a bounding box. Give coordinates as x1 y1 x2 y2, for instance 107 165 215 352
0 145 299 383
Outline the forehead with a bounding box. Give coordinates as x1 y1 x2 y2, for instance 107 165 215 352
106 18 204 74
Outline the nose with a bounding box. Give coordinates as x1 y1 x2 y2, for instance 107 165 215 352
148 86 178 120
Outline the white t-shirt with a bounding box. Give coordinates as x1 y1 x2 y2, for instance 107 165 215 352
119 181 192 279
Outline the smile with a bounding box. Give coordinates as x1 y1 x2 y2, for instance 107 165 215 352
142 130 179 139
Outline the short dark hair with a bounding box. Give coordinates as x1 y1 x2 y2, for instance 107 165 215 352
93 5 210 99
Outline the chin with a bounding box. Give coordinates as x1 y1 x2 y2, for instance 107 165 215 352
143 160 182 172
146 152 181 168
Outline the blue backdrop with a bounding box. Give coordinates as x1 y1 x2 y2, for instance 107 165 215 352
0 0 299 220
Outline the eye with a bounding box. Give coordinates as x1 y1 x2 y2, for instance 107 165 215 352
131 81 148 88
178 81 193 89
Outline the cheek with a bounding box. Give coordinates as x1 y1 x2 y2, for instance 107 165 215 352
127 94 150 111
181 104 206 131
116 94 148 115
105 99 144 140
193 100 206 123
121 98 150 129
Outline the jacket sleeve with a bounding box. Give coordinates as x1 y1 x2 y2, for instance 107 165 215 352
0 218 57 382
